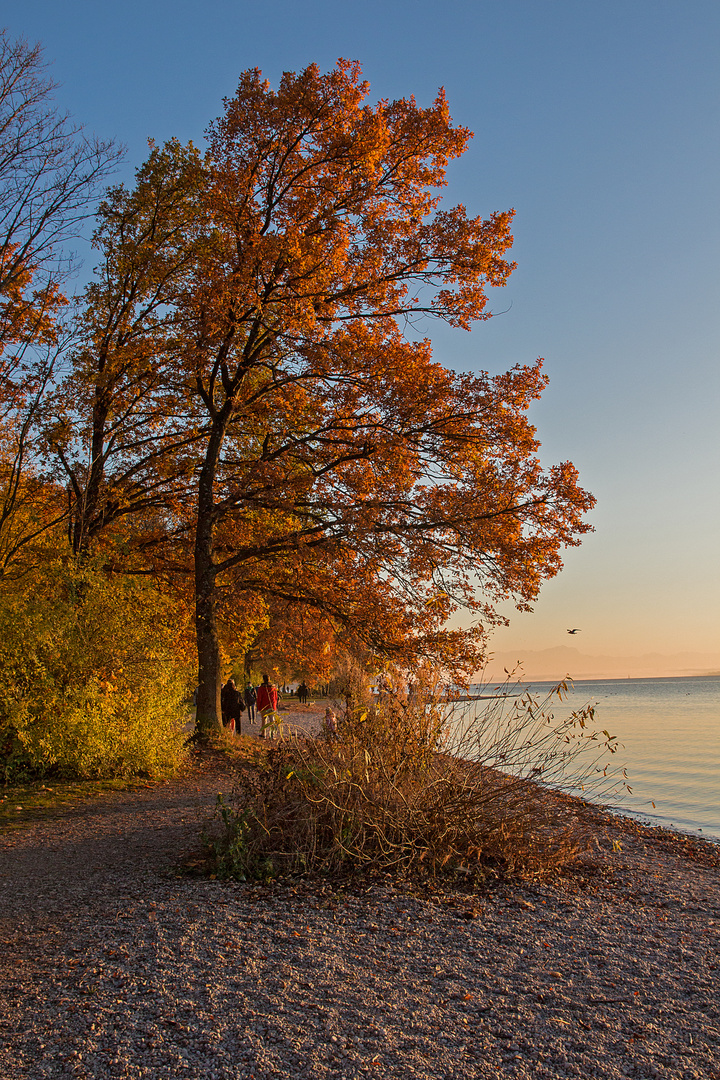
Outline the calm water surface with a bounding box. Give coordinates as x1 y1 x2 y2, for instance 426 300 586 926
473 675 720 842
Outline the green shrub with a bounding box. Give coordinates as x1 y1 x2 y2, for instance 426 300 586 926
204 794 278 882
0 559 193 780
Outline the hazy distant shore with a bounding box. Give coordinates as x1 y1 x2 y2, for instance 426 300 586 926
482 645 720 682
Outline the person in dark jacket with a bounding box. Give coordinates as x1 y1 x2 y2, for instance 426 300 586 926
221 678 243 733
244 683 257 723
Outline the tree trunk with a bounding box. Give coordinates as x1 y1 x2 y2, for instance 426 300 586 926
193 421 225 737
195 547 222 737
73 389 109 554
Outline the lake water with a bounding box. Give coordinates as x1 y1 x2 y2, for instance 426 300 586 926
470 675 720 842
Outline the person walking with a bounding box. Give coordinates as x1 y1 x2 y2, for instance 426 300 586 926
256 674 280 739
221 678 243 734
244 682 257 724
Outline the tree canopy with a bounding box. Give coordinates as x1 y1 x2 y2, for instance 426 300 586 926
0 31 118 576
39 60 594 735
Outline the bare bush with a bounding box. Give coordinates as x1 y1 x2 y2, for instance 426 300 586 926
207 677 626 883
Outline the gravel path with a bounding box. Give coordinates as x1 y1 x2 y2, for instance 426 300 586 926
1 731 719 1080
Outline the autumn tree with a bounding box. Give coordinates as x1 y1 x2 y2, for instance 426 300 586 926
0 30 118 573
47 139 205 555
178 61 593 732
0 30 118 350
50 61 593 736
0 34 195 780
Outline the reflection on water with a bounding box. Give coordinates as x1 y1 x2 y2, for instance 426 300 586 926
470 675 720 842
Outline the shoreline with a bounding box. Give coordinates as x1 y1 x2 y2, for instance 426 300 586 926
597 800 720 848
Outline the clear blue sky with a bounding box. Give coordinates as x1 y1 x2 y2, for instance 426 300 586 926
8 1 720 664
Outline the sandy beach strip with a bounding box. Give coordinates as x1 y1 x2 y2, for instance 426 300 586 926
237 700 327 740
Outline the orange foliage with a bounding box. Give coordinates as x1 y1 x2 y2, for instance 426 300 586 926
55 62 593 721
0 245 66 358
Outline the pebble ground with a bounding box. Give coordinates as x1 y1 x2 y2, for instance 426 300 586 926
1 729 719 1080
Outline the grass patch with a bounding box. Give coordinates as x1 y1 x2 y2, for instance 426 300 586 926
0 775 162 830
0 740 213 831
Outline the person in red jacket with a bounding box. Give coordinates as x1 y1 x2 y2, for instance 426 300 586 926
256 673 279 738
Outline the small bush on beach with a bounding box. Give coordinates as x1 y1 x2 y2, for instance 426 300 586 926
207 679 625 883
0 560 193 781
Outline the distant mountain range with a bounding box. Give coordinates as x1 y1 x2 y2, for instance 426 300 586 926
480 645 720 682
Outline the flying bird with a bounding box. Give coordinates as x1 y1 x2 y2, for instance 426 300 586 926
566 628 581 634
